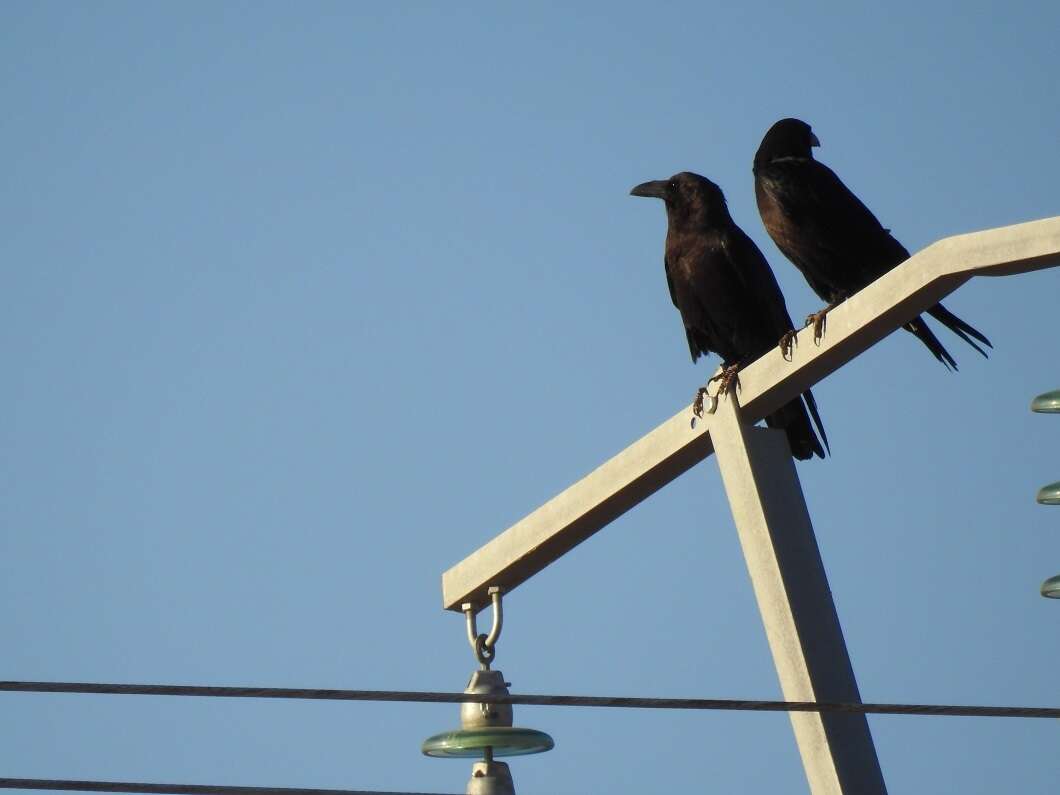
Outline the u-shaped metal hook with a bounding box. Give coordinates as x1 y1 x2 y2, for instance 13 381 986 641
462 586 503 669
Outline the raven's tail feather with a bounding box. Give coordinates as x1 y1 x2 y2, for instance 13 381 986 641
764 397 827 461
927 303 992 358
903 315 958 371
802 388 829 456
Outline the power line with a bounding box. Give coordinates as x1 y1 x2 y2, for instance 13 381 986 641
0 778 458 795
2 680 1057 719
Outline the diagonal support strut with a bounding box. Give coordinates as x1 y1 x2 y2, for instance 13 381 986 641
711 396 887 794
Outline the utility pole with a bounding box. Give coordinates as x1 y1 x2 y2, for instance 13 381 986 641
441 217 1060 793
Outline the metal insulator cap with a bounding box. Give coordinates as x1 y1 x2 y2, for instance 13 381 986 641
460 670 513 730
1036 481 1060 505
1042 574 1060 599
1031 389 1060 413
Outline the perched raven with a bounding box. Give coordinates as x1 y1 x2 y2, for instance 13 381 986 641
753 117 991 368
631 171 828 460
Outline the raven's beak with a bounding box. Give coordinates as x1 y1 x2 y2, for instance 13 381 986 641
810 132 820 147
630 180 670 199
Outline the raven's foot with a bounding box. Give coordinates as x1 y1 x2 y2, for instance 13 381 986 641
709 363 741 397
692 387 714 419
805 307 831 345
693 364 742 420
779 329 798 361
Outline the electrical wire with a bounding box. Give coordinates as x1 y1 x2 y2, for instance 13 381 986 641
2 681 1057 719
0 779 458 795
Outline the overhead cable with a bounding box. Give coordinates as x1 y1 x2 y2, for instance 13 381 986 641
2 680 1057 719
0 778 456 795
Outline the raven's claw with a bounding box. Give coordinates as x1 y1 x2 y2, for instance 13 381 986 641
779 329 798 361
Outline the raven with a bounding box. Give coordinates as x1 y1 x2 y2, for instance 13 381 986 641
631 171 828 460
753 117 991 368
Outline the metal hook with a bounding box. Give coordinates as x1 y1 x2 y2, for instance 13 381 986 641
462 586 503 670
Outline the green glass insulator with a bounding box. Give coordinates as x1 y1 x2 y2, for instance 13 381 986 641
1036 481 1060 505
1041 574 1060 599
422 726 554 758
1031 390 1060 413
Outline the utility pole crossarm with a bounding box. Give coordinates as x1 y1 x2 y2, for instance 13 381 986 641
733 216 1060 422
442 215 1060 611
442 404 716 611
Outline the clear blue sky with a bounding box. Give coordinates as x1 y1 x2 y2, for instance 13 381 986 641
2 2 1058 793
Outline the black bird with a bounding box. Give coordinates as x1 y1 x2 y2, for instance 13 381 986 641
631 172 828 460
753 117 991 368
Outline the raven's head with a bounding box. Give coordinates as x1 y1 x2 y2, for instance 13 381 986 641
630 171 729 225
754 118 820 167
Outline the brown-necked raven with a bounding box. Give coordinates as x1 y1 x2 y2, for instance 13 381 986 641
631 171 828 460
753 117 991 368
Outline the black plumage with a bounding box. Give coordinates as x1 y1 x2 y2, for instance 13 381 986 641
631 171 828 460
753 117 991 369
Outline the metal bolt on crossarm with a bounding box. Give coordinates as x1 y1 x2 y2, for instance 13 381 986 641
422 588 553 794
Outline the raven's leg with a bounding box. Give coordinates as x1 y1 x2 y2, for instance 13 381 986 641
693 362 745 418
805 302 841 345
692 387 713 418
778 329 798 361
711 362 742 397
710 362 740 394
